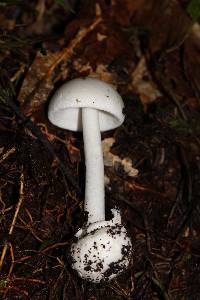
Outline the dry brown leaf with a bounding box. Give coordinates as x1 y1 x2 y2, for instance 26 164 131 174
18 51 59 114
18 17 102 116
114 0 191 53
146 1 192 53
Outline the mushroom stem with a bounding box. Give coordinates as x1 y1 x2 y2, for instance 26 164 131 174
82 107 105 224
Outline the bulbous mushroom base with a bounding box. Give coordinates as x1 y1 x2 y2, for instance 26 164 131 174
70 209 132 283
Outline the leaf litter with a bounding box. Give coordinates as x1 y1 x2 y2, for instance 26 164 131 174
0 0 200 299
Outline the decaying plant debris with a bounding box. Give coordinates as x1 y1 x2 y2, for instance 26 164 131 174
0 0 200 299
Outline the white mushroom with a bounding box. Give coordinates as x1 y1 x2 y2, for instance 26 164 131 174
48 77 132 282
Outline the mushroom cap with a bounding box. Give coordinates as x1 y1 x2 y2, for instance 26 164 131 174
48 77 125 132
70 209 132 282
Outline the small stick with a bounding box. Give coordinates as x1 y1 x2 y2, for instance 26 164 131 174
9 173 24 235
8 243 15 276
0 172 24 271
47 16 102 77
0 147 15 164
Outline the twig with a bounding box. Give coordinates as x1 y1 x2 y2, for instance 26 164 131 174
16 207 44 242
16 216 43 243
40 241 69 253
14 277 46 284
2 286 29 298
8 243 15 276
0 244 9 271
0 172 24 271
47 16 101 77
9 173 24 235
0 147 15 164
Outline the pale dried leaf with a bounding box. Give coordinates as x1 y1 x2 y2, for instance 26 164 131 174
73 59 115 84
96 32 107 42
102 138 139 177
130 56 162 107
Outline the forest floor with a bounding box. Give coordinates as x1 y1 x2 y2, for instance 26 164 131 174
0 1 200 299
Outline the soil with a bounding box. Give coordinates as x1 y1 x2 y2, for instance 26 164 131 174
0 1 200 299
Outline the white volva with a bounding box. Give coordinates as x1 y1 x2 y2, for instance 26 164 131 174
48 77 132 282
